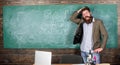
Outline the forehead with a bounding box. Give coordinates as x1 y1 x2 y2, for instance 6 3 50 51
82 10 90 14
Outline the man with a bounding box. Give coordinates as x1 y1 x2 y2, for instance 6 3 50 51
70 6 108 65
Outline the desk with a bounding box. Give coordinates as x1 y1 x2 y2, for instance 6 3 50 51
34 63 110 65
52 64 84 65
52 63 110 65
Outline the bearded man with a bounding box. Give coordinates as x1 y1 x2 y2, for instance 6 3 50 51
70 6 108 65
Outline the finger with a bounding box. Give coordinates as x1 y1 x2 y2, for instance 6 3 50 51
77 9 81 13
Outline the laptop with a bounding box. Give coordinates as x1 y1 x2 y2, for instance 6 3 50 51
34 50 52 65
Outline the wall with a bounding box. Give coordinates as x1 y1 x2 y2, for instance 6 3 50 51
0 0 120 65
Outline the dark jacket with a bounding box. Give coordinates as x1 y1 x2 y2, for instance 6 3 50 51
73 22 83 44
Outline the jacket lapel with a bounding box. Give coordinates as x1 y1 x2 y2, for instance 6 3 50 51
92 21 96 34
92 18 96 45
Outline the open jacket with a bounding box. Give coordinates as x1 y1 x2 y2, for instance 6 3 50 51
70 11 108 50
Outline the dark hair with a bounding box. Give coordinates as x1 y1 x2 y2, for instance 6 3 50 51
79 6 90 14
77 6 91 19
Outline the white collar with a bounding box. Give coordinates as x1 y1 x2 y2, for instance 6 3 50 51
92 18 95 22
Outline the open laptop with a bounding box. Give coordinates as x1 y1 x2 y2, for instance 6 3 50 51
34 50 52 65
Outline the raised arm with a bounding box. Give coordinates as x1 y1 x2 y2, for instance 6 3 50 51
70 9 83 24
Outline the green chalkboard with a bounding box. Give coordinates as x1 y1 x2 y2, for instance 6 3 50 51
3 4 118 48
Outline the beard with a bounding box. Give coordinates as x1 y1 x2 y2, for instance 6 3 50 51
83 16 93 24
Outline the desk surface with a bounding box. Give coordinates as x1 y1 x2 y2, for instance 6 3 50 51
52 63 110 65
34 63 110 65
52 64 84 65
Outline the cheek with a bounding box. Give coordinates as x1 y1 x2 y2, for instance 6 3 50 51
87 13 91 16
82 15 86 18
85 13 89 16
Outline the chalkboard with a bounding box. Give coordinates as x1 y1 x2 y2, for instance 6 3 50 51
3 4 118 48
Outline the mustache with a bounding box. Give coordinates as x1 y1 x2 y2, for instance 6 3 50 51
85 16 91 18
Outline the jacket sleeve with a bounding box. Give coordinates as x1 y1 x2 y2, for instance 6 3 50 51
99 21 108 49
70 11 83 24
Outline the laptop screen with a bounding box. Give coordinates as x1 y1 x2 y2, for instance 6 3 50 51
34 51 52 65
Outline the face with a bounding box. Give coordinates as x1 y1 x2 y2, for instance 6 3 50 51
82 10 92 21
